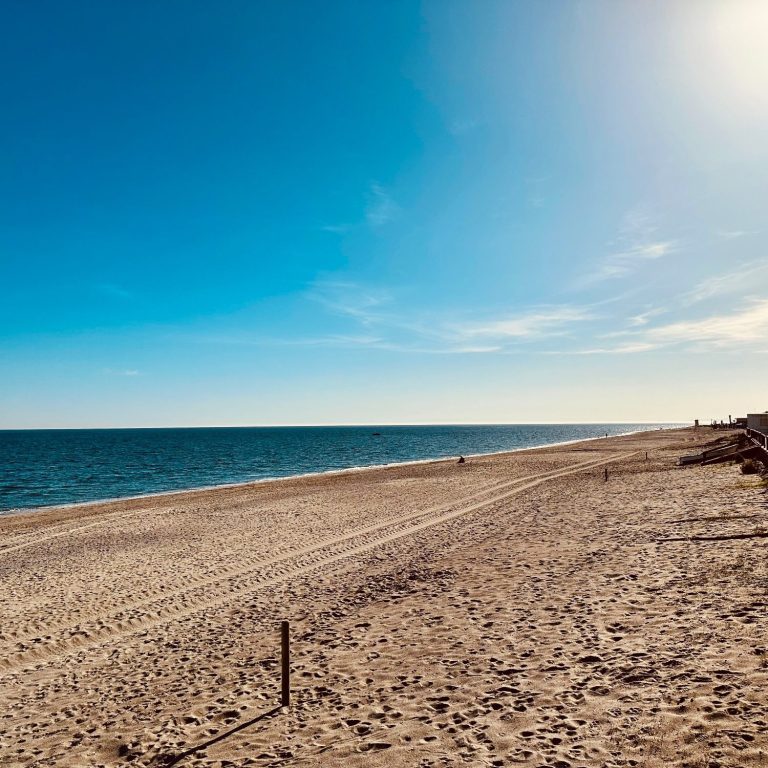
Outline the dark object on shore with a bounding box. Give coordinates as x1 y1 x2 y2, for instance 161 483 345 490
741 459 762 475
371 432 381 436
604 467 608 481
457 456 466 464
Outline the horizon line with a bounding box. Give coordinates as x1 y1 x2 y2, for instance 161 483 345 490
0 420 691 431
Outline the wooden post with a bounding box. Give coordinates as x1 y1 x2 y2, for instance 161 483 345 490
645 451 648 461
281 620 290 708
604 467 608 482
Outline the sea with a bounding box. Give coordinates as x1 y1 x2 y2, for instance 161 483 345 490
0 423 683 513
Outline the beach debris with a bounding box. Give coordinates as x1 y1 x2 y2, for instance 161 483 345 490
457 456 466 464
657 530 768 543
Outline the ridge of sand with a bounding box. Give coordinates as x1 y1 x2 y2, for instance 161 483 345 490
1 427 767 767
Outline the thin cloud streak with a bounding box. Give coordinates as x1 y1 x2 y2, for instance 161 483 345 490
448 117 479 135
310 280 596 351
187 331 386 349
627 308 666 327
365 183 399 227
104 368 141 376
576 208 678 288
187 271 768 359
575 239 678 287
561 342 660 355
645 299 768 347
321 224 351 234
681 262 768 305
454 306 594 340
592 299 768 353
307 279 392 326
96 284 133 300
715 229 757 239
596 241 677 281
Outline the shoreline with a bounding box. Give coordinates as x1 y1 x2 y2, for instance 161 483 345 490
1 424 686 518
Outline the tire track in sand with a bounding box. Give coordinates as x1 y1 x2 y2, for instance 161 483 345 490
0 460 546 555
0 452 634 674
1 463 558 640
5 452 621 648
1 466 560 643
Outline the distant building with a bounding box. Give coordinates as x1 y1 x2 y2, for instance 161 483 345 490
733 416 748 428
747 413 768 431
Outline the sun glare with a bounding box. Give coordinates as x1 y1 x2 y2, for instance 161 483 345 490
703 0 768 114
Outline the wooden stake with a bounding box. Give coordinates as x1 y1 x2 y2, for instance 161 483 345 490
604 467 608 482
281 620 290 708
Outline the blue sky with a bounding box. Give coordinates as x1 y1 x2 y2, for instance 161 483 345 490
2 0 767 427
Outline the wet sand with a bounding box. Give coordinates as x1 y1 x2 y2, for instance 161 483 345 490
1 427 767 767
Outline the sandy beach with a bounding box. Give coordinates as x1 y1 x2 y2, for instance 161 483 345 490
1 427 767 767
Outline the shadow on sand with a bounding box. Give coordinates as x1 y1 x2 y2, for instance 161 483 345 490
151 705 283 766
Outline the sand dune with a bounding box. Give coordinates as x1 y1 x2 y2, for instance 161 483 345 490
2 428 767 766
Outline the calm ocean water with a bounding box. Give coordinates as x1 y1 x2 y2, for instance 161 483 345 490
0 423 682 512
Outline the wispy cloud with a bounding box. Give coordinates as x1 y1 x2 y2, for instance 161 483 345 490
104 368 141 376
620 207 655 236
321 224 351 235
645 299 768 348
272 334 387 349
188 328 502 355
96 283 133 300
448 118 479 136
525 176 549 209
627 307 666 327
682 261 768 305
453 306 594 340
577 209 678 287
181 328 390 349
593 241 677 281
308 280 596 352
575 297 768 353
320 183 399 234
365 183 399 227
586 298 768 353
307 279 435 349
188 271 768 358
716 228 757 239
307 279 391 326
564 341 660 355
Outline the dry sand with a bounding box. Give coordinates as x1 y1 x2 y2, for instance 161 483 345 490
1 427 767 767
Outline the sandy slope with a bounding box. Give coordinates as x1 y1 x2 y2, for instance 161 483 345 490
1 427 766 767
